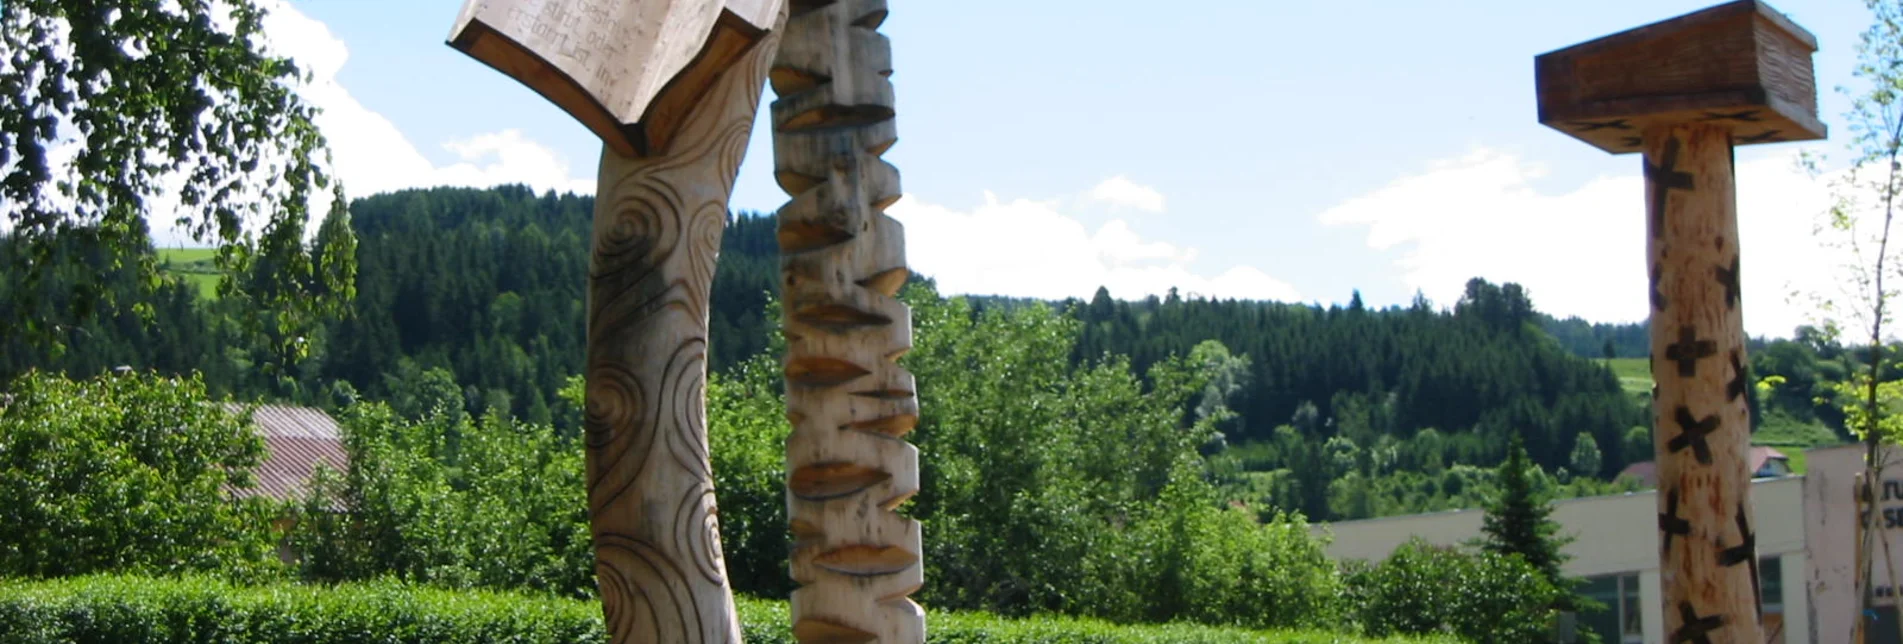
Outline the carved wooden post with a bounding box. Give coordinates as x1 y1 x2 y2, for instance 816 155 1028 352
768 1 924 642
446 2 786 642
1536 2 1824 641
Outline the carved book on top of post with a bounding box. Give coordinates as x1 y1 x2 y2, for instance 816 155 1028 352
447 0 779 158
1535 0 1825 154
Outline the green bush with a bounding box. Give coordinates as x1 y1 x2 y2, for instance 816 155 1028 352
286 396 593 598
1344 538 1563 642
0 575 603 643
0 371 282 580
0 575 1452 643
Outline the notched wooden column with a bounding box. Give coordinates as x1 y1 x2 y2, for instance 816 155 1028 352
770 0 924 642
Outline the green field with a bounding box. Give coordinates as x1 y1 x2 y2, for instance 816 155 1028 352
1604 357 1652 399
157 247 221 299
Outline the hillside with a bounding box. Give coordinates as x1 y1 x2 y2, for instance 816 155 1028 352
12 184 1867 517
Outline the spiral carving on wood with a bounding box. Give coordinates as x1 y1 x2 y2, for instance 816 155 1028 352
769 0 924 641
582 6 786 642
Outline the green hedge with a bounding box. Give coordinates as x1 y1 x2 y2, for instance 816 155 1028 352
0 575 1451 643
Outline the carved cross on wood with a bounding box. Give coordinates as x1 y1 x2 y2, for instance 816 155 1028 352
1537 2 1827 638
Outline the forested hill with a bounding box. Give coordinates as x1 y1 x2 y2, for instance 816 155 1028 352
325 186 1660 475
5 185 1658 481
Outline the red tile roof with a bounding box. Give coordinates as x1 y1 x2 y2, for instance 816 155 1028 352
228 404 347 503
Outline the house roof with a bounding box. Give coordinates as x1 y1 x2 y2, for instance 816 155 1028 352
228 404 347 503
1617 445 1789 487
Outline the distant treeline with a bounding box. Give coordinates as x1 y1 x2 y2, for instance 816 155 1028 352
0 185 1869 504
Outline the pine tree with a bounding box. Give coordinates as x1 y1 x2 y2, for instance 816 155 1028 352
1480 433 1586 610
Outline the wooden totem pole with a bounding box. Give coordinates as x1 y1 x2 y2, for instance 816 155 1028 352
446 1 787 642
1535 1 1823 641
767 1 924 643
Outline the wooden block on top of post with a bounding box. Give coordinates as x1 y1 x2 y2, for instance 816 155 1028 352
1536 0 1824 154
1535 2 1823 642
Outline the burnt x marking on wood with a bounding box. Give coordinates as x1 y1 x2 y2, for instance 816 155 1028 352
1621 136 1643 148
1698 110 1761 123
1651 264 1668 311
1739 130 1784 143
1673 601 1725 644
1659 488 1691 553
1665 325 1716 377
1571 119 1632 132
1717 503 1763 620
1646 137 1694 239
1668 406 1719 465
1727 350 1748 402
1717 254 1741 309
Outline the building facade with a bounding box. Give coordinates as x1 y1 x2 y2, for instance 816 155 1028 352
1313 444 1897 643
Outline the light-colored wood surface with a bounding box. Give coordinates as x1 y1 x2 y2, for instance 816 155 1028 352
770 1 923 642
1535 0 1824 154
579 5 786 643
448 0 783 157
1645 122 1762 644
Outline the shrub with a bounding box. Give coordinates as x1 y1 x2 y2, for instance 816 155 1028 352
0 575 602 643
0 370 281 580
0 575 1454 643
1344 538 1563 642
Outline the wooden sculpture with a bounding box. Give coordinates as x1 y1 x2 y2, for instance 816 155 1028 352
1535 1 1824 641
448 1 788 642
768 1 925 642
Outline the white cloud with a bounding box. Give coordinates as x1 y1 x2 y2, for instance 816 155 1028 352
1083 176 1166 213
1317 145 1848 339
255 2 592 200
888 189 1299 303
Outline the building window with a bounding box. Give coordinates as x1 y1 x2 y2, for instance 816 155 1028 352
1581 573 1643 643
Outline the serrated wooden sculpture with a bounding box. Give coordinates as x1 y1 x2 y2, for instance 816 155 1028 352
1536 2 1824 641
447 1 787 642
768 1 924 642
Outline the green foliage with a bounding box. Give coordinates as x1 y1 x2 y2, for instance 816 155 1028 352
0 575 605 643
1 0 355 356
0 370 281 580
706 353 797 597
1344 539 1564 642
0 575 1451 644
1478 436 1578 607
286 393 592 598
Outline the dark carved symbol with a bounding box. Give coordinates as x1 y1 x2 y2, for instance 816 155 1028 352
1727 350 1748 402
1739 130 1784 143
1646 137 1694 239
1717 254 1741 309
1659 488 1692 553
1673 601 1725 644
1621 136 1643 148
1651 264 1668 311
1665 325 1716 377
1669 406 1719 465
1572 119 1632 131
1699 110 1761 123
1717 503 1763 620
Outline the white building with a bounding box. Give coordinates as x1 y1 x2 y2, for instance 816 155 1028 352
1313 443 1898 644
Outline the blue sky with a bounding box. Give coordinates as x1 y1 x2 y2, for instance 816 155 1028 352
264 0 1877 339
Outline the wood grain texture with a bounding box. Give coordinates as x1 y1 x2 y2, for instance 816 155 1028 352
448 0 783 157
1534 0 1823 155
769 1 923 642
581 5 785 643
1645 123 1763 644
